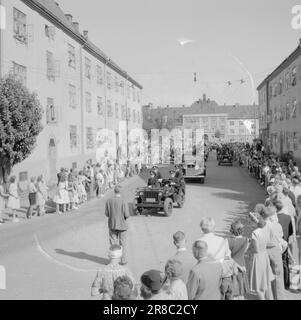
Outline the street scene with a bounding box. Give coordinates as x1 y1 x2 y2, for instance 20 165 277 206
1 0 301 302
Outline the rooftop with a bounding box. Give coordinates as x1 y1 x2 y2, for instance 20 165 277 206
257 39 301 90
22 0 142 89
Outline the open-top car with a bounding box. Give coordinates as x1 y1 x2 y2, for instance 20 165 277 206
218 152 233 166
133 179 185 217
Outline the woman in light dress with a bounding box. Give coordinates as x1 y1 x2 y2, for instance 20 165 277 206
7 176 20 223
53 174 69 215
36 175 48 216
0 181 9 224
248 210 274 300
77 171 88 203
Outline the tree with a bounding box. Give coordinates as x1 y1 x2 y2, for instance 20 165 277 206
0 75 43 182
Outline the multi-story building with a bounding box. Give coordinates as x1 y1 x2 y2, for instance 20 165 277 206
143 95 259 143
257 40 301 162
0 0 143 184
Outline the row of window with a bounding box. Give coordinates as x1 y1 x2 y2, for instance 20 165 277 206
13 7 141 102
229 129 256 135
229 120 256 127
46 95 140 125
70 125 94 149
269 99 301 123
271 132 301 152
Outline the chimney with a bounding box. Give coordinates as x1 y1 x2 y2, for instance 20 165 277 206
207 98 210 103
203 93 206 102
83 30 89 39
65 14 73 23
73 22 79 31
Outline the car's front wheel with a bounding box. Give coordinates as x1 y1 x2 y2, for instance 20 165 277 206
164 198 173 216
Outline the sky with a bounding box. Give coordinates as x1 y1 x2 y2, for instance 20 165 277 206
58 0 301 107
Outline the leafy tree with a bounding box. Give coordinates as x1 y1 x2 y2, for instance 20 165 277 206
0 75 43 182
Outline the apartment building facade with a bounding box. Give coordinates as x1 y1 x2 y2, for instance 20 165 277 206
0 0 143 184
257 40 301 162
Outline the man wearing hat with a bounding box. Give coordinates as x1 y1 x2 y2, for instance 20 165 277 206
105 185 130 265
140 270 174 300
147 171 160 188
152 166 162 181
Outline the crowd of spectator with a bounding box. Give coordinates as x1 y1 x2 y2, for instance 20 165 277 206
0 158 142 224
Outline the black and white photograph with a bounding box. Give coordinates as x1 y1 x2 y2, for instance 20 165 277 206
1 0 301 304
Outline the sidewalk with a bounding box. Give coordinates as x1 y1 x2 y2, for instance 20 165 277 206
0 173 143 228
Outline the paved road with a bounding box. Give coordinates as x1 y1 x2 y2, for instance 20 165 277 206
0 153 300 299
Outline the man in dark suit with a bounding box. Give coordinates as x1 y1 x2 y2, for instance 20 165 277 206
275 200 293 290
147 171 160 188
152 166 162 181
186 240 223 300
105 185 130 265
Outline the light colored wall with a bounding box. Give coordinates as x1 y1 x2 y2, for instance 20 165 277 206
2 0 142 183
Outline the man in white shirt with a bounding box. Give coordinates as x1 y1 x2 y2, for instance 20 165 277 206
197 217 231 262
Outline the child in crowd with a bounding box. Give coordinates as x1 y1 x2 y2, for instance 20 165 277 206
228 220 250 300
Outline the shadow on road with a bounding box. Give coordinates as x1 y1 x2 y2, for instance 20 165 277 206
54 249 109 265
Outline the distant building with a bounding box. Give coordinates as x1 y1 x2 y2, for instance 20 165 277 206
142 94 259 143
257 39 301 162
0 0 143 184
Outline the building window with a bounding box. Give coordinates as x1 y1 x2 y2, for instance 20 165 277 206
45 25 55 40
96 65 103 85
229 121 235 126
285 72 290 90
120 80 125 96
13 8 27 43
292 67 297 86
239 121 244 126
97 97 104 116
68 44 76 69
46 51 55 81
121 105 126 120
293 132 298 150
19 171 28 182
133 88 136 102
133 110 136 122
72 162 77 169
127 85 131 99
127 107 131 121
280 105 285 121
13 62 27 85
70 125 77 148
292 99 297 118
86 127 94 149
286 102 290 120
114 76 119 93
85 92 92 113
46 98 57 124
273 83 278 97
230 129 235 134
107 72 111 89
85 57 91 79
69 84 76 108
107 100 113 117
279 78 283 95
137 111 140 124
115 103 119 119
